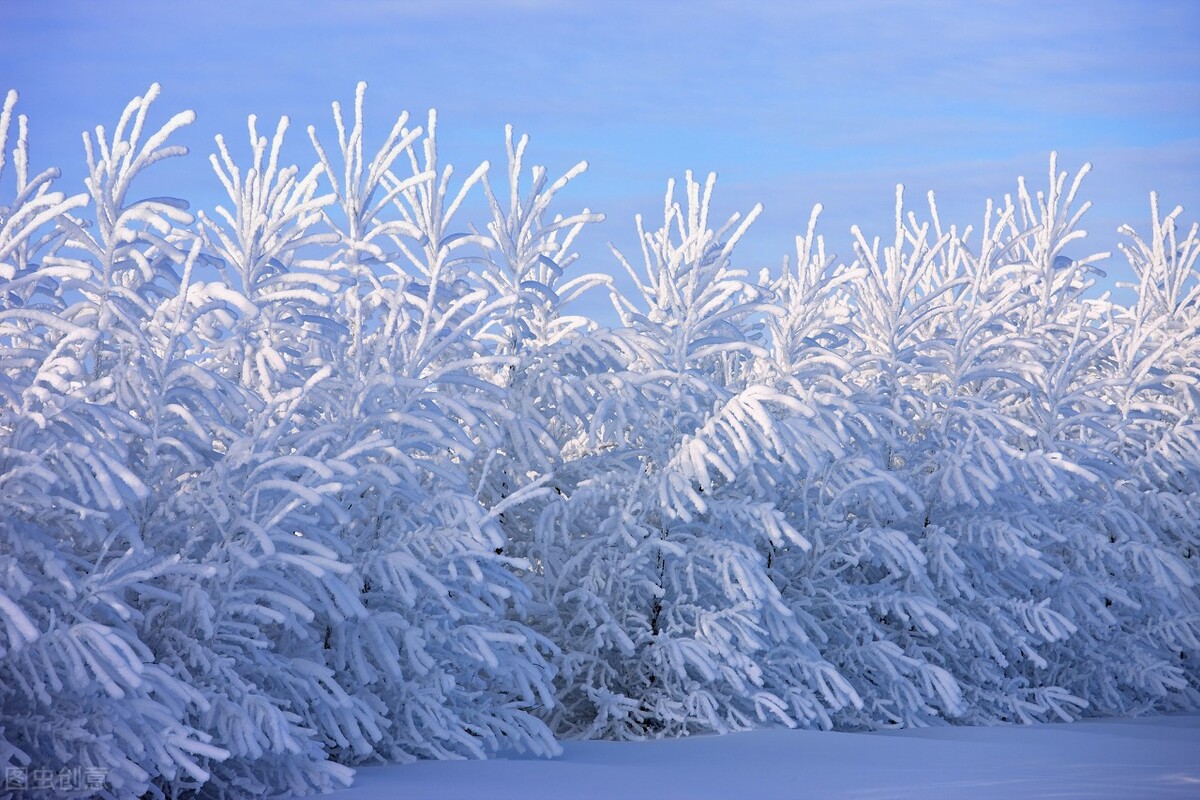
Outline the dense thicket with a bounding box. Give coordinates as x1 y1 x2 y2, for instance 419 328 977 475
1 85 1196 798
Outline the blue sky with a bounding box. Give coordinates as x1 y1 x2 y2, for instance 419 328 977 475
2 0 1197 311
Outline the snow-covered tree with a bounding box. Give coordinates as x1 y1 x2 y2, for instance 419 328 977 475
304 86 560 764
522 173 862 739
1 84 1197 799
0 86 243 798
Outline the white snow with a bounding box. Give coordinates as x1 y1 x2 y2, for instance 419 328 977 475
315 715 1200 800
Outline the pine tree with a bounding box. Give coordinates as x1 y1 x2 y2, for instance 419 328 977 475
1 84 1197 799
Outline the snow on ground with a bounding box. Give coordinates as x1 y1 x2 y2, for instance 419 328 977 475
316 715 1200 799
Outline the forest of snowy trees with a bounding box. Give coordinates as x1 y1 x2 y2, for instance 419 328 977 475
0 84 1197 798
